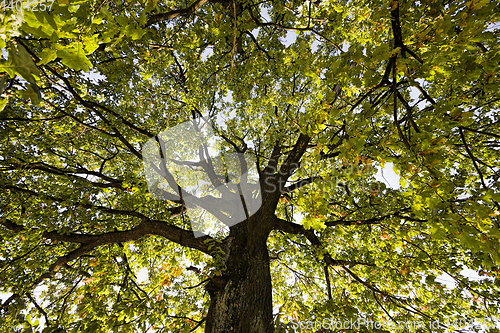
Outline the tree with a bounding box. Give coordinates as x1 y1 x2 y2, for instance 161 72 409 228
1 0 500 331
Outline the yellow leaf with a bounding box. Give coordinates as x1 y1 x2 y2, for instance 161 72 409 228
381 231 391 240
485 72 495 84
481 234 488 243
172 266 183 278
160 276 171 287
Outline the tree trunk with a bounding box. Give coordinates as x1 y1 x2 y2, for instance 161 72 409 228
204 220 274 333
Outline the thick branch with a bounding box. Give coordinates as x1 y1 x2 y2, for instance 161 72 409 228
3 160 124 189
33 243 96 285
2 216 212 253
272 217 374 267
276 133 310 182
324 265 332 300
282 176 320 193
390 2 405 55
145 0 209 28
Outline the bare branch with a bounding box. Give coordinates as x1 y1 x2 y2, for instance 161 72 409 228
462 126 500 139
4 160 124 189
27 293 51 326
459 127 488 189
326 213 426 227
2 184 183 220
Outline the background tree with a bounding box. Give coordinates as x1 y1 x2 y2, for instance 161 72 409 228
1 0 500 332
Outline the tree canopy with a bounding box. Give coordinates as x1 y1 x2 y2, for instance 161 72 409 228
1 0 500 332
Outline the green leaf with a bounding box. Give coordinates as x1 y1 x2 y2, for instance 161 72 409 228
0 97 8 111
56 43 92 71
2 42 40 83
37 48 57 65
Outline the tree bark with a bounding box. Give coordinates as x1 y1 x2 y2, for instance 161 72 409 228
204 217 274 333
